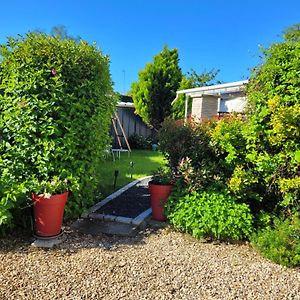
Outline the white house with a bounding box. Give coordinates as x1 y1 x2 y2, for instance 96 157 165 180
172 80 248 120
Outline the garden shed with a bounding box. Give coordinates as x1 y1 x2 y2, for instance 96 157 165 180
111 101 153 148
173 80 248 120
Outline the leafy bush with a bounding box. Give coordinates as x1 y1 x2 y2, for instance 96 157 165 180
0 33 116 232
244 40 300 214
208 40 300 216
150 167 174 185
165 188 253 240
251 216 300 267
159 118 219 170
158 119 194 170
210 115 247 168
128 134 152 150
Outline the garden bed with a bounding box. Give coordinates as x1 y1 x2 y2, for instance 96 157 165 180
94 178 151 218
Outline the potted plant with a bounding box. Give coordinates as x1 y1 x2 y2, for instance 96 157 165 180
31 176 70 238
148 168 174 221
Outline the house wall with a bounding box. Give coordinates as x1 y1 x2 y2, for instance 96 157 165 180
191 95 219 119
219 94 247 113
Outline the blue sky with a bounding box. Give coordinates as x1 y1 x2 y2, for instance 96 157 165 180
1 0 299 93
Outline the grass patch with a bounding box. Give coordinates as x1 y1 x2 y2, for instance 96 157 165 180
97 150 165 199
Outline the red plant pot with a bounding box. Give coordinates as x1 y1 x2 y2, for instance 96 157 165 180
148 183 173 221
32 191 68 237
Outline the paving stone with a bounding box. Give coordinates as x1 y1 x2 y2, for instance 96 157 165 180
72 218 139 237
103 214 117 222
88 212 105 220
31 236 65 248
132 208 152 226
115 216 133 224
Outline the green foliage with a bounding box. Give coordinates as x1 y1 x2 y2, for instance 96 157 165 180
283 23 300 43
157 24 300 256
31 176 79 197
159 118 218 171
211 115 247 166
150 167 174 185
166 188 253 240
210 116 266 211
245 39 300 214
128 134 152 150
251 216 300 267
158 119 194 170
171 68 220 119
0 33 116 232
130 46 182 129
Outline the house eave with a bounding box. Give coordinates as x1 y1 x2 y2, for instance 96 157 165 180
176 80 249 98
117 102 135 108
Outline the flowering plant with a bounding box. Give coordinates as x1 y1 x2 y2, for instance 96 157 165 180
150 167 175 185
33 176 70 198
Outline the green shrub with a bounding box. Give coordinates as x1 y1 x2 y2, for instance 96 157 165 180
128 134 152 150
251 216 300 267
245 40 300 214
211 115 247 168
158 119 194 170
165 188 253 240
159 118 220 171
0 33 116 232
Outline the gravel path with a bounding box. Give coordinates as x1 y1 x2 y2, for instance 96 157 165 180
0 223 299 300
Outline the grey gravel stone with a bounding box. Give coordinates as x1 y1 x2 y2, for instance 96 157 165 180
0 224 299 300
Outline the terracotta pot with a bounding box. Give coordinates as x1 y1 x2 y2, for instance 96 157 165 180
148 183 173 221
32 191 68 237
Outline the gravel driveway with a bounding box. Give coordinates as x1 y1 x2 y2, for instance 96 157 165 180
0 223 299 300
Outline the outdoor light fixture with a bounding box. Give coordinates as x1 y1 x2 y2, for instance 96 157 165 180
114 170 119 189
130 161 134 179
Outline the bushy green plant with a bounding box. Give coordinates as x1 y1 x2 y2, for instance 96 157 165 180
251 216 300 267
131 46 182 129
159 118 219 170
0 33 116 232
244 39 300 214
150 167 174 185
165 188 253 240
128 134 151 150
209 38 300 216
158 119 194 170
210 115 247 167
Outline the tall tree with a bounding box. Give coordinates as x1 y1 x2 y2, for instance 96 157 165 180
171 68 220 119
283 23 300 43
130 46 182 129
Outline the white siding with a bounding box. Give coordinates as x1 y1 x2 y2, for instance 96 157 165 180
219 96 247 113
191 95 218 119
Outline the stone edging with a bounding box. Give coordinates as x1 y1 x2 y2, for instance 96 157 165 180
81 176 152 225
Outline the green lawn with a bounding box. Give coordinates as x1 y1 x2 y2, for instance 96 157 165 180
97 150 166 199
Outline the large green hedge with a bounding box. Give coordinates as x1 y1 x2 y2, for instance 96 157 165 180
0 33 116 232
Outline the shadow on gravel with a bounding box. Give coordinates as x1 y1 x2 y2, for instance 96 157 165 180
59 219 169 252
0 227 34 254
0 220 168 254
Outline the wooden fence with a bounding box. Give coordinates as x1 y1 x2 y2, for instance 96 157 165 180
111 104 153 148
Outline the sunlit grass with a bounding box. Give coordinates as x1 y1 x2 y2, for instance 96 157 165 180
97 150 166 199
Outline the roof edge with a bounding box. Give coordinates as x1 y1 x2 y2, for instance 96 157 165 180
176 80 249 95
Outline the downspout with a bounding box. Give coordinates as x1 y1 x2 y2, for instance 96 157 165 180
184 94 188 124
